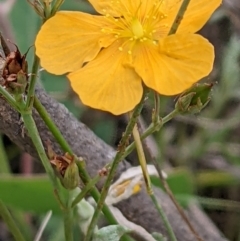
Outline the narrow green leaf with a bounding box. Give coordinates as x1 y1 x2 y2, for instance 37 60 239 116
0 175 61 213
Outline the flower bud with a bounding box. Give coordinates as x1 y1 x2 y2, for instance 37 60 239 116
1 45 29 97
27 0 45 18
175 83 213 114
49 151 80 190
62 161 80 190
14 70 28 99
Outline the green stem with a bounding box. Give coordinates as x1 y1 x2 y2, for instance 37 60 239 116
162 109 179 124
84 92 147 241
133 125 177 241
0 134 10 173
132 124 152 194
77 166 124 235
152 157 203 241
152 92 160 124
64 196 74 241
77 166 134 240
22 105 69 237
168 0 191 35
0 86 20 112
26 55 40 109
150 194 177 241
123 109 179 159
21 109 58 189
51 0 65 15
34 96 72 152
71 175 100 208
0 200 26 241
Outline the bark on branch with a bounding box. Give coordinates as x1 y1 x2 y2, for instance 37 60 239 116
0 57 227 241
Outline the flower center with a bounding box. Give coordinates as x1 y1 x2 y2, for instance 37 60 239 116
101 1 169 54
131 18 144 39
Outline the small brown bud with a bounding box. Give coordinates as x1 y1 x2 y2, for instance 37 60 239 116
49 150 80 190
1 44 29 95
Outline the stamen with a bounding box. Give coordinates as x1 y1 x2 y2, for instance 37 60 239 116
101 0 168 53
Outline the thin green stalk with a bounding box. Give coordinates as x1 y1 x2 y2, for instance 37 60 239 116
133 124 177 241
162 109 179 124
51 0 65 15
0 86 20 112
168 0 191 35
76 162 135 241
63 196 74 241
20 107 65 227
71 175 100 208
132 124 152 194
84 92 147 241
76 163 133 241
0 134 10 173
21 109 58 189
150 194 177 241
34 96 72 152
26 55 40 109
86 184 118 224
0 200 26 241
151 157 203 241
152 92 160 124
123 109 179 159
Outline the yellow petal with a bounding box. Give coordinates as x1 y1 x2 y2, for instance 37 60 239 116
68 42 143 115
160 0 221 34
88 0 122 16
132 34 214 95
123 0 157 19
88 0 154 18
35 11 116 75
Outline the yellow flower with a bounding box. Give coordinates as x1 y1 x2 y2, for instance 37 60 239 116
35 0 221 115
